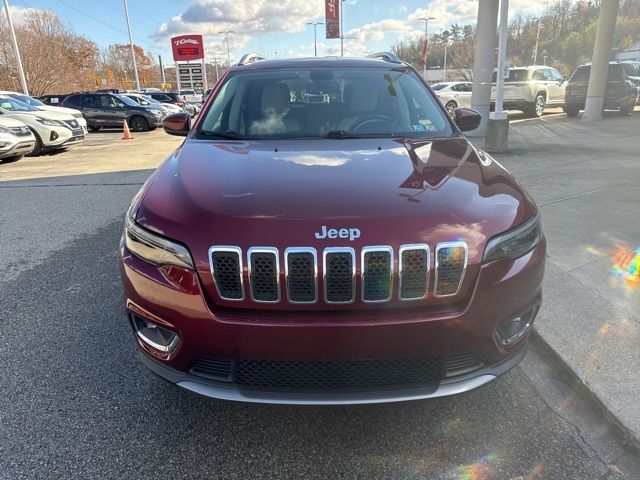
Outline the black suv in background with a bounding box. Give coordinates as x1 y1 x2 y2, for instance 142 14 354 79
61 93 164 131
564 62 638 116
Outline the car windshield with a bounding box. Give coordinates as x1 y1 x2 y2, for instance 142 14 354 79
180 90 196 95
431 83 447 90
114 94 139 107
128 95 151 106
198 66 453 139
0 96 39 112
8 94 46 107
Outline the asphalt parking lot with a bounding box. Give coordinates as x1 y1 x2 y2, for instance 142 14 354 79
1 124 639 479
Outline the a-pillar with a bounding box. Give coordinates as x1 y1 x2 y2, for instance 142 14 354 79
583 0 619 121
468 0 499 137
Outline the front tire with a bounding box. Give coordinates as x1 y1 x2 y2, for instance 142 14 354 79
26 130 43 157
621 103 634 116
445 101 457 118
89 126 102 132
129 116 149 132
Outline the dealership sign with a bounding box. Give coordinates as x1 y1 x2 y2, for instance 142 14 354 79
171 34 205 61
325 0 340 39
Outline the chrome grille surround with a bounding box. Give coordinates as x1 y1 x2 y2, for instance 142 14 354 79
209 246 245 301
323 247 356 304
247 247 280 303
434 241 468 297
361 246 393 303
284 247 318 304
398 244 430 301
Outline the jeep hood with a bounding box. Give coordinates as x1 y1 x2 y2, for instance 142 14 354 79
137 137 536 273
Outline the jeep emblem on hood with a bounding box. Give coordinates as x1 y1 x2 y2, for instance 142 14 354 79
315 226 361 241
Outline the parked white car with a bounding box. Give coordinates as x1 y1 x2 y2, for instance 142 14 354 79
0 95 85 156
0 91 87 133
490 66 566 117
179 89 203 104
431 81 473 116
0 117 36 163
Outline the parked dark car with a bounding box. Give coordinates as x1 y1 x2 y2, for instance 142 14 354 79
620 60 640 104
38 94 69 106
146 92 196 116
61 93 164 132
564 62 638 116
120 53 545 405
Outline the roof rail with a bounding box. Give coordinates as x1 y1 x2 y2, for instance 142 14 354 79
367 51 402 64
237 53 267 66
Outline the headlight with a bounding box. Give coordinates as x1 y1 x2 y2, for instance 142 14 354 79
0 126 9 134
36 118 63 126
483 212 542 263
124 195 194 270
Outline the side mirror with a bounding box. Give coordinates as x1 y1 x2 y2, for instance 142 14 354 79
163 112 191 137
454 107 482 132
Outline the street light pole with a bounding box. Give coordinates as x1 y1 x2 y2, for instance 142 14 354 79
306 20 324 57
2 0 29 94
340 0 346 57
418 17 436 79
219 30 234 65
443 41 448 82
123 0 140 91
213 57 219 83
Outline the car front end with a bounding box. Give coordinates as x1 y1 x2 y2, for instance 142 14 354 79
120 57 545 405
0 122 36 159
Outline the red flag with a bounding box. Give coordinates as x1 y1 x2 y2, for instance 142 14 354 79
325 0 340 39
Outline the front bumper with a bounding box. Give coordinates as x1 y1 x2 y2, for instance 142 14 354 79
120 240 545 404
41 126 85 149
139 345 527 405
0 139 36 158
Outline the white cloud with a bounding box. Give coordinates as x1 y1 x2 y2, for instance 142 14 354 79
3 5 39 25
155 0 323 56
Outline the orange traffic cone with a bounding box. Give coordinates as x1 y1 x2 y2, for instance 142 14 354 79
122 119 133 140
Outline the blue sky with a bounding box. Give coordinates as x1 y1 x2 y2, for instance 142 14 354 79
6 0 547 63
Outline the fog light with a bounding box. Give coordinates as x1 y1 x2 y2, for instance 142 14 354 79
132 314 179 352
50 131 59 141
496 308 537 346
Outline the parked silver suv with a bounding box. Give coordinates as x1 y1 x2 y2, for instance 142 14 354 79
491 66 566 117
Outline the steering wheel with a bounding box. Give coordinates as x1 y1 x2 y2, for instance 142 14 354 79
350 115 401 133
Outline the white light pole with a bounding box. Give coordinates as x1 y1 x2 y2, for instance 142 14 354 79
212 56 219 83
122 0 140 91
219 30 234 65
493 0 509 119
443 40 449 82
418 17 435 78
340 0 348 57
306 20 324 57
2 0 29 94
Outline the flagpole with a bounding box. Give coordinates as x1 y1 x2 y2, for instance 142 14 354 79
532 18 541 65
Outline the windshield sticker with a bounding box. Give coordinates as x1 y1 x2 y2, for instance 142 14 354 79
411 124 436 132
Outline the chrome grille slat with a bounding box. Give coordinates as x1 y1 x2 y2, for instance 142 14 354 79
361 246 393 303
209 246 244 301
323 247 356 304
285 248 318 304
399 244 430 300
247 247 280 303
434 242 468 297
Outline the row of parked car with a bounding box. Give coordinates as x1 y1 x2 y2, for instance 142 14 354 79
432 60 640 118
0 90 204 164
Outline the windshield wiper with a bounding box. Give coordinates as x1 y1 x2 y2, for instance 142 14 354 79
199 130 244 140
325 130 360 139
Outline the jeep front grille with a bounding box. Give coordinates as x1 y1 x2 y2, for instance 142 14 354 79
208 242 467 305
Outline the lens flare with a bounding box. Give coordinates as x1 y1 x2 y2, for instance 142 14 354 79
455 454 496 480
611 246 640 291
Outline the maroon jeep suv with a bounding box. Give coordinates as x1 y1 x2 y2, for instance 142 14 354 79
120 53 545 404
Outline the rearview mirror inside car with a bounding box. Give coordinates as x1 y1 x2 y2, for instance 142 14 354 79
163 112 191 137
454 108 482 132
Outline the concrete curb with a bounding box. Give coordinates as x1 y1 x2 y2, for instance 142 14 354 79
530 328 640 453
